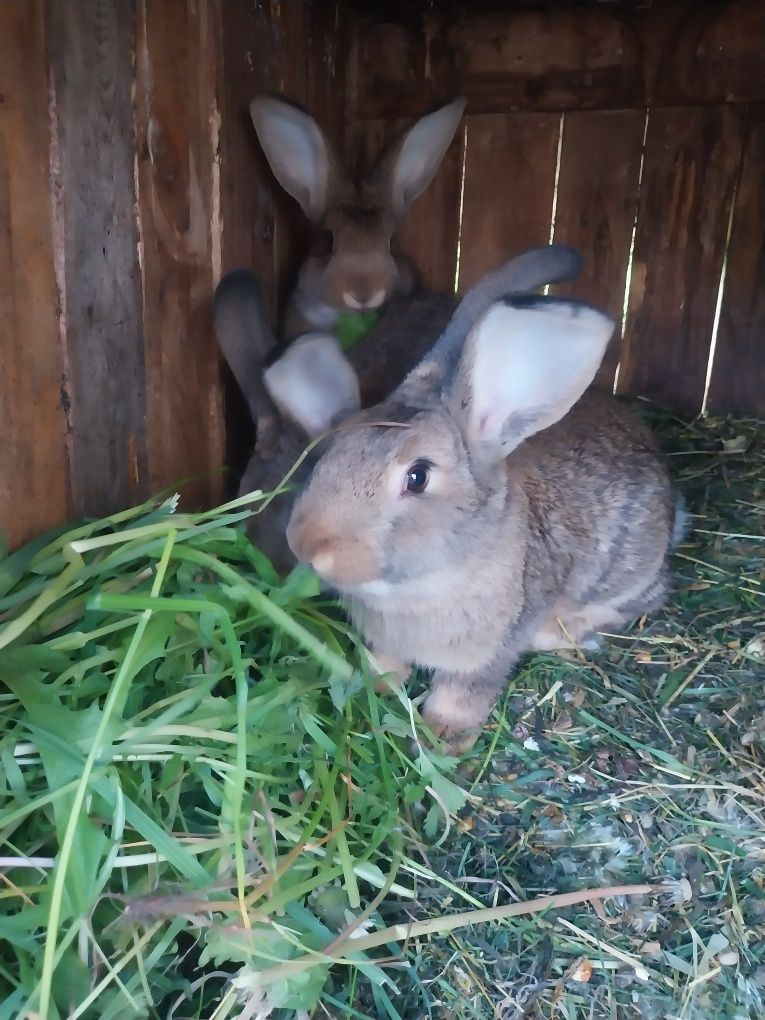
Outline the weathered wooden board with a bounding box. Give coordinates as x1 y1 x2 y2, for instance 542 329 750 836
398 124 465 296
0 1 69 549
217 0 347 485
218 0 346 321
134 0 224 509
457 112 560 291
219 1 282 321
349 0 765 118
553 109 646 389
706 104 765 415
46 0 146 518
616 106 746 411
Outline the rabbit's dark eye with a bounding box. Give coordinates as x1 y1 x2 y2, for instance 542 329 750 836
405 461 430 494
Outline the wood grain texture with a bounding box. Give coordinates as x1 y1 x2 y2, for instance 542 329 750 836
0 1 69 549
706 104 765 415
398 124 465 295
617 106 746 411
457 112 560 291
349 0 765 118
218 0 347 484
219 0 281 319
134 0 225 509
553 109 646 389
218 0 346 322
46 0 146 518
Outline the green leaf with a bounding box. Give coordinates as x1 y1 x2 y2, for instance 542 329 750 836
335 309 382 352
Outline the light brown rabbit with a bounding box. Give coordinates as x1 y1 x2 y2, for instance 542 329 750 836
249 94 467 337
213 247 584 575
282 249 681 751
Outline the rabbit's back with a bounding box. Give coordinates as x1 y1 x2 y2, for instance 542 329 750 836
513 391 673 645
348 290 456 407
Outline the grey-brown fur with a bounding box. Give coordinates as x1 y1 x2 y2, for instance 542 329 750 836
213 93 469 570
248 94 467 337
213 271 455 572
284 249 677 749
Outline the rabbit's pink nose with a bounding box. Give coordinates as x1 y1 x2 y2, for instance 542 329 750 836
287 525 335 575
343 288 386 311
310 548 335 575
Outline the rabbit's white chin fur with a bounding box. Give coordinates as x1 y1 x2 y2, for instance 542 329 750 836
353 580 395 598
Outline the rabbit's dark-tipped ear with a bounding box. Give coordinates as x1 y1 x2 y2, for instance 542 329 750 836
450 296 614 468
263 334 361 439
213 269 278 434
250 96 339 221
379 97 466 218
400 244 583 397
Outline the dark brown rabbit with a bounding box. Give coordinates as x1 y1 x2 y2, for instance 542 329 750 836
249 94 467 338
282 248 682 751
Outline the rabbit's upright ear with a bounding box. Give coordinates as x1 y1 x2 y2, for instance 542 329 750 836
377 97 466 218
450 296 614 468
250 96 342 221
263 335 361 439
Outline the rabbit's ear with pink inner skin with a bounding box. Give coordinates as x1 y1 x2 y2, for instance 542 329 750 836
249 96 346 222
373 97 467 219
263 334 361 439
448 296 615 470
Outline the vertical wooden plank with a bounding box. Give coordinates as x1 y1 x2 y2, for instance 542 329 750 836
553 109 646 389
218 0 348 483
706 104 765 415
218 0 347 320
0 1 69 549
218 1 281 317
306 2 346 145
617 106 746 411
457 112 560 291
217 0 283 483
134 0 224 509
269 0 312 309
46 0 146 518
397 125 465 294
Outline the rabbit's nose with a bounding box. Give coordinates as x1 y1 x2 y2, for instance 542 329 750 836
343 288 386 311
311 547 336 575
302 538 337 578
287 521 333 574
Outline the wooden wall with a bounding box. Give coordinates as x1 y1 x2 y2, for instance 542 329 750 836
0 0 762 551
0 0 224 550
345 0 765 416
218 0 345 479
0 0 343 551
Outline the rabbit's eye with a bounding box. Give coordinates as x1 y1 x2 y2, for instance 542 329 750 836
405 462 430 495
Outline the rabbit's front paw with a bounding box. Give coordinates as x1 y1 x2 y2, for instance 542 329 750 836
364 647 410 695
421 682 492 754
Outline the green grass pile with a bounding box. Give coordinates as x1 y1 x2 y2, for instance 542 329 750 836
0 492 473 1018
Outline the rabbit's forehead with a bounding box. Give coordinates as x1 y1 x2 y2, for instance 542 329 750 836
325 202 394 240
322 410 459 470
